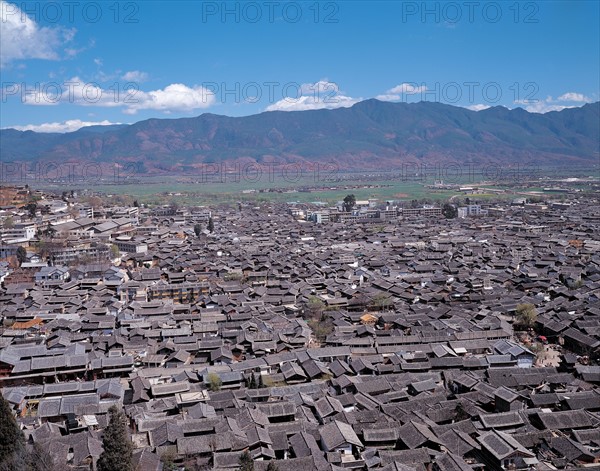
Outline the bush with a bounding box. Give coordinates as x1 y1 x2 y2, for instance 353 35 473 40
514 303 537 329
207 373 222 392
237 451 254 471
371 293 393 311
308 317 333 344
305 295 325 319
160 449 178 471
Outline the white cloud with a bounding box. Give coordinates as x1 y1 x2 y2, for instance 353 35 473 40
266 94 358 111
9 78 216 114
514 92 591 113
376 83 428 102
466 104 491 111
557 92 591 103
10 119 122 133
16 77 120 107
298 80 339 95
519 101 571 113
265 80 359 112
123 83 215 114
0 0 76 67
389 83 427 95
122 70 149 82
375 94 401 102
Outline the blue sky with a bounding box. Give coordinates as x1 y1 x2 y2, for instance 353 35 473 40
1 0 599 132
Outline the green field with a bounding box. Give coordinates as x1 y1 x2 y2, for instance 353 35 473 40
31 176 460 205
26 165 598 206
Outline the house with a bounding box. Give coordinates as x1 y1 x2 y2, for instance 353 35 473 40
477 430 537 470
320 420 363 458
493 340 536 368
1 187 599 470
494 386 526 412
34 266 70 284
533 410 597 431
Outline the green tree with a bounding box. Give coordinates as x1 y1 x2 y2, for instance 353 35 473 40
133 200 139 207
442 203 458 219
515 303 538 329
41 222 56 237
257 374 264 389
207 373 222 392
237 450 254 471
266 462 279 471
25 202 37 217
25 442 57 471
110 244 120 259
0 392 24 466
308 318 334 344
16 246 27 265
343 194 356 212
207 217 214 233
194 224 202 237
87 196 103 209
306 295 325 319
160 450 178 471
249 373 257 389
371 292 393 311
97 405 133 471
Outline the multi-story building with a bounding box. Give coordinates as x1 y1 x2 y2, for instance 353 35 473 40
147 281 210 303
458 204 488 218
113 238 148 254
310 211 331 224
0 245 20 259
377 209 398 220
49 243 111 265
1 223 36 244
399 207 443 218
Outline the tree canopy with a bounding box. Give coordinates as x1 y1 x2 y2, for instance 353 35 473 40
343 194 356 212
0 392 24 466
237 450 254 471
442 203 458 219
207 372 222 392
97 406 133 471
306 295 325 318
515 303 538 329
16 246 27 265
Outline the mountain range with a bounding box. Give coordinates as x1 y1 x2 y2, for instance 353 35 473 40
2 100 599 173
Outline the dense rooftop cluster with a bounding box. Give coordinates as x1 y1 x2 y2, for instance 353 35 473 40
1 189 600 470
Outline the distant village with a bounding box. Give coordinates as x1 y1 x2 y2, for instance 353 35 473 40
1 184 600 471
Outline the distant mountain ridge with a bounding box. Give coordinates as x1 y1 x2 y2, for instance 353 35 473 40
2 100 598 172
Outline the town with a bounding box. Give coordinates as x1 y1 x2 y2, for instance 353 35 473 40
0 184 599 471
